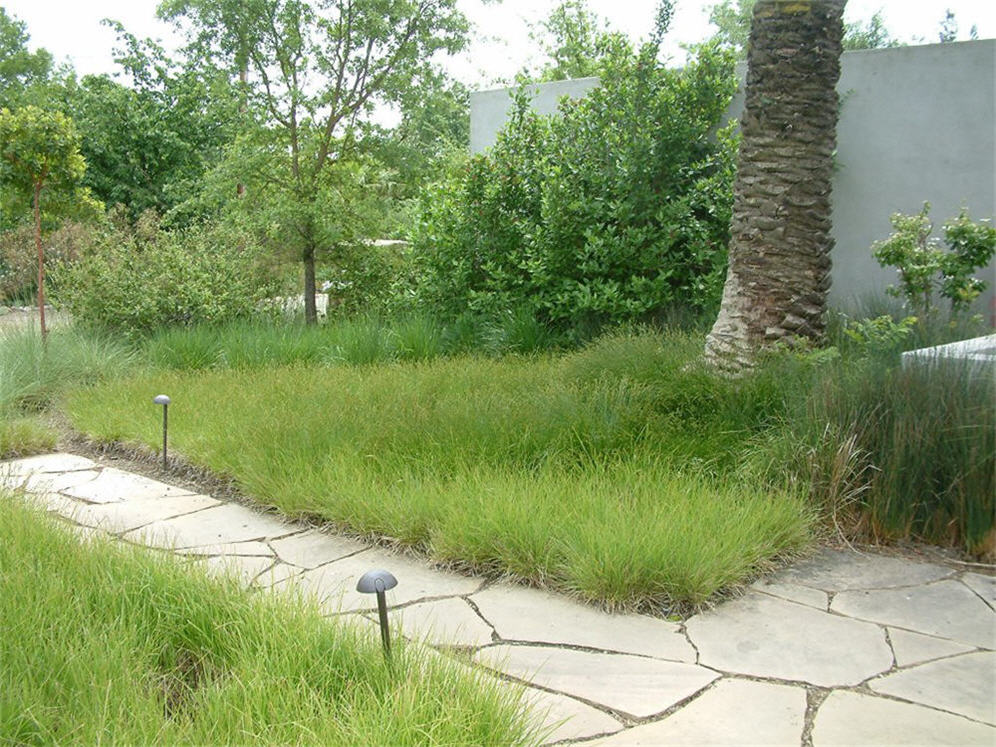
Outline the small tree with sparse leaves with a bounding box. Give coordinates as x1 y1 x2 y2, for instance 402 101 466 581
872 204 996 319
0 105 91 339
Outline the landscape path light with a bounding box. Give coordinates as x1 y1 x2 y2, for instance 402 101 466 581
356 569 398 659
153 394 171 470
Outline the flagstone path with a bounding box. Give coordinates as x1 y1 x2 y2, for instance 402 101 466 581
3 452 994 746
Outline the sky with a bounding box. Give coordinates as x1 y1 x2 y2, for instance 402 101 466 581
3 0 994 89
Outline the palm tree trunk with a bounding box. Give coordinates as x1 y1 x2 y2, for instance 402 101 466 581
705 0 846 370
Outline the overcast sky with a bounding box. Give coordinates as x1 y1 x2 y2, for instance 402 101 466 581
3 0 994 87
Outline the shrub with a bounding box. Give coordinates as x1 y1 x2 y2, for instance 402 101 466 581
408 40 738 333
323 240 416 317
0 221 95 304
53 212 278 336
873 204 996 319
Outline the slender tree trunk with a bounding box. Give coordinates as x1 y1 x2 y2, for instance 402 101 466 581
237 64 247 198
33 180 47 342
303 244 318 325
704 0 845 370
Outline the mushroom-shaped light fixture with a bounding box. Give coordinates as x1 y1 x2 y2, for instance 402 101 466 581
356 569 398 657
153 394 171 470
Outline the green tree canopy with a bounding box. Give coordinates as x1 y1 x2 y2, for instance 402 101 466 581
0 8 54 108
61 23 240 219
528 0 624 82
0 105 96 337
159 0 471 323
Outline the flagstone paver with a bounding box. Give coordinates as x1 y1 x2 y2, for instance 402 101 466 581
684 592 894 686
4 451 996 747
176 540 275 557
811 691 995 745
831 580 995 649
123 502 294 549
275 547 482 613
773 548 954 590
71 494 220 534
962 572 996 607
15 489 86 514
887 627 975 667
470 583 695 661
590 679 807 746
525 689 624 742
18 469 101 494
394 598 495 648
476 644 719 719
270 529 367 568
253 561 304 588
751 578 829 610
0 452 95 476
62 466 197 504
869 651 996 725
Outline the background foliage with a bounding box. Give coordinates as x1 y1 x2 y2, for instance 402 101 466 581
53 212 277 336
409 39 739 334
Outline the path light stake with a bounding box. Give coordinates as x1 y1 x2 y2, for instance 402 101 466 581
356 569 398 659
153 395 171 470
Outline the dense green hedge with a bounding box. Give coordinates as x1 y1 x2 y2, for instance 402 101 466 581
53 213 277 336
408 41 739 332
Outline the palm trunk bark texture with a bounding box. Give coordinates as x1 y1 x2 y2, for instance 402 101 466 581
705 0 846 370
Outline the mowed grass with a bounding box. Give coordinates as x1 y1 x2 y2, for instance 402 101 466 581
67 332 813 609
0 496 538 746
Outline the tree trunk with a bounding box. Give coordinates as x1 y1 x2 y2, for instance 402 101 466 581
704 0 845 371
303 244 318 325
237 64 247 198
34 180 47 342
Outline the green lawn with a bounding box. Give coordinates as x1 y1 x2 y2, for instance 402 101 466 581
0 496 538 746
66 331 814 609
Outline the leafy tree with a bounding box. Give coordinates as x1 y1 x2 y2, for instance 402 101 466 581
61 24 239 219
708 0 901 58
528 0 621 82
159 0 469 324
935 9 977 43
705 0 846 369
938 9 958 43
359 69 470 236
0 106 94 338
842 11 902 50
188 124 395 296
0 8 54 108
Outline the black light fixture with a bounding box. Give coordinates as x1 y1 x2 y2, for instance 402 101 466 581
356 569 398 658
153 394 171 470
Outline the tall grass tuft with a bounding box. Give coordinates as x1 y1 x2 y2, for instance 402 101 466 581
754 356 995 556
0 416 57 458
0 496 539 746
392 314 446 361
323 316 397 365
0 327 136 412
818 360 993 554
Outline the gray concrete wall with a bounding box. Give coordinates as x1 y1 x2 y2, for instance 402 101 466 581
470 77 600 155
469 40 996 317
